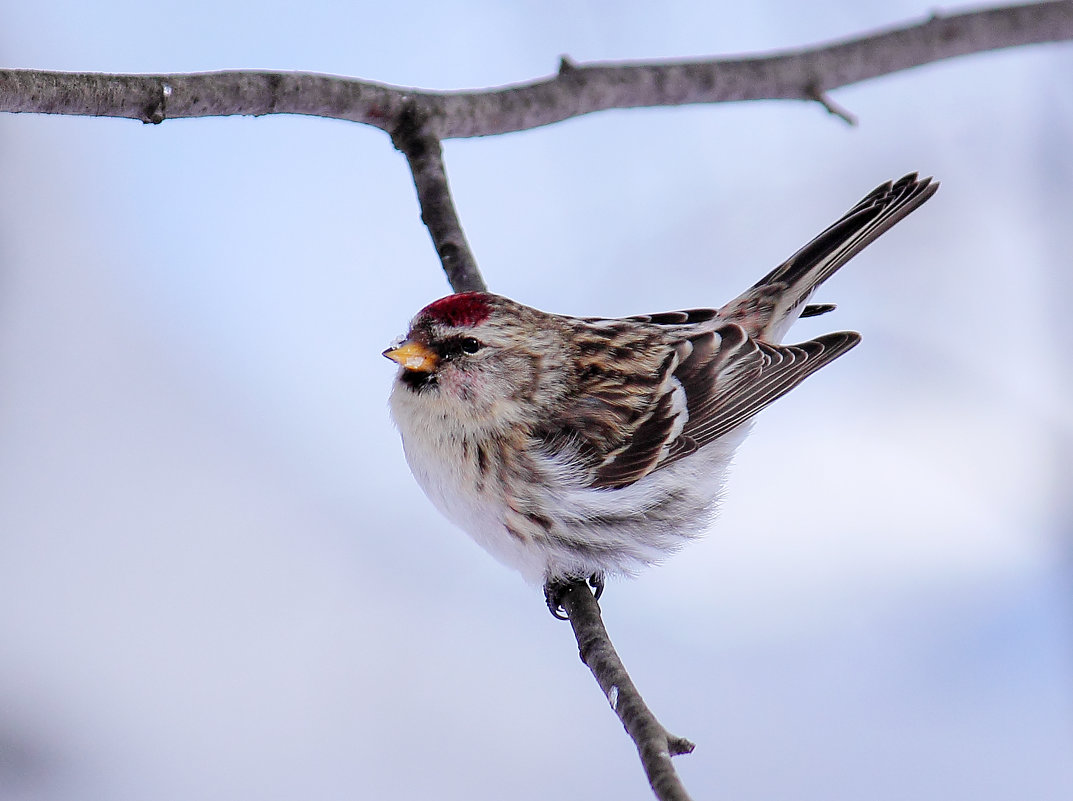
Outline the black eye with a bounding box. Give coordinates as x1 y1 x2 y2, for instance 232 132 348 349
461 337 482 354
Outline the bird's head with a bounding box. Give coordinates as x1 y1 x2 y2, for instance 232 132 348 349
384 292 569 433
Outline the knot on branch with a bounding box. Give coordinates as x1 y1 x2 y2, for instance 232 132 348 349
437 241 462 267
142 81 172 125
260 73 283 116
390 101 433 158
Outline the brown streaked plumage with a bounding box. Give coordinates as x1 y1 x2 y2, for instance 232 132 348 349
384 174 938 614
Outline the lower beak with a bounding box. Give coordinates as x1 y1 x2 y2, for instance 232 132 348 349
383 340 439 373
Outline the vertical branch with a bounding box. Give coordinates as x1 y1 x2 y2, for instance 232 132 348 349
391 106 487 294
394 102 691 800
392 97 696 799
559 581 696 801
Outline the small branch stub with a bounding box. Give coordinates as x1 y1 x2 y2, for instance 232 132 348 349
807 84 858 126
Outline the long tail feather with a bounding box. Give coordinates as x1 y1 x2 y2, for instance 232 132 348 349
720 174 938 342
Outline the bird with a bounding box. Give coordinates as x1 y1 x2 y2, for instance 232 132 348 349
384 174 938 617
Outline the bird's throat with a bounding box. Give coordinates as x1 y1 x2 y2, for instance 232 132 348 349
400 370 438 392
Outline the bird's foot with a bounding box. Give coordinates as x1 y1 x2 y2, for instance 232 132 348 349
588 571 604 601
543 578 571 620
543 572 605 620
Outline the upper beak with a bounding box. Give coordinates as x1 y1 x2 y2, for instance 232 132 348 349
383 339 439 373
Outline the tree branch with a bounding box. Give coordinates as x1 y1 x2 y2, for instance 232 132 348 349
559 581 695 801
5 2 1066 296
390 105 487 293
0 1 1069 136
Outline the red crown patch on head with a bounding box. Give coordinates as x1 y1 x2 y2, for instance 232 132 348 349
420 293 492 327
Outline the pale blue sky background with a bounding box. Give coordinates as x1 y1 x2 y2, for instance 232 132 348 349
0 2 1071 800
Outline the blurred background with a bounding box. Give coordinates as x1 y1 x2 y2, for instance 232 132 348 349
1 1 1071 799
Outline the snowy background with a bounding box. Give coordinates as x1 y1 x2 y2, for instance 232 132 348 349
1 1 1071 799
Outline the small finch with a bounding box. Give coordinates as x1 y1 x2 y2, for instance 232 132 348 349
385 174 937 616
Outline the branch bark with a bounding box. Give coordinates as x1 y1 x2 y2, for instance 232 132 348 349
4 2 1068 294
0 1 1069 136
560 581 695 801
390 106 487 293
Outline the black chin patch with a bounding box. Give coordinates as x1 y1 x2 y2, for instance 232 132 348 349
400 369 437 392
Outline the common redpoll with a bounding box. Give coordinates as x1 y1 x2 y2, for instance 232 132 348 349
385 174 937 615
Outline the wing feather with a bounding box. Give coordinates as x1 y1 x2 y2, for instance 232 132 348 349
581 325 859 489
533 176 936 490
675 331 860 449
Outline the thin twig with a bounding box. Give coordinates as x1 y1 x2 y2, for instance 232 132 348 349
559 581 695 801
0 1 1069 136
390 105 487 293
807 84 858 126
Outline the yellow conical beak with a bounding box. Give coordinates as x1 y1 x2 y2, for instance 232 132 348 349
383 340 439 373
